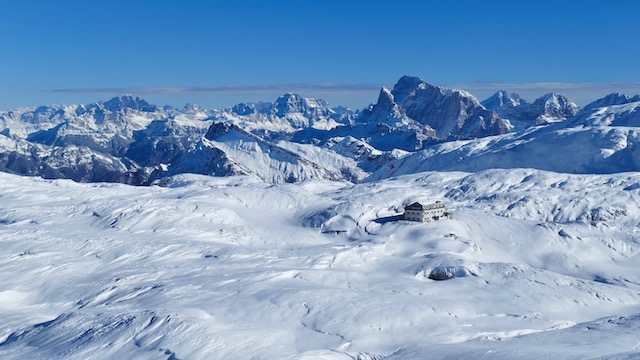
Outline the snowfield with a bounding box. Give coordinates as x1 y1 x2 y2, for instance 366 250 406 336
1 170 640 359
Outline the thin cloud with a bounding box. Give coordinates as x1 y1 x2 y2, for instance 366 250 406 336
50 83 382 96
50 81 640 107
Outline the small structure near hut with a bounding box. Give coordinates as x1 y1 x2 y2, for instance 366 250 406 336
403 201 452 222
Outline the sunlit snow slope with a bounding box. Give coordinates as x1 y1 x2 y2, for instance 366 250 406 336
1 170 640 359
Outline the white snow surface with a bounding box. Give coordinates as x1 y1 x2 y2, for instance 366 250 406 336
1 169 640 359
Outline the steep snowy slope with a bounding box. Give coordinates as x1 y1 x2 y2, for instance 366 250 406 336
1 169 640 359
371 94 640 179
568 95 640 127
170 122 347 183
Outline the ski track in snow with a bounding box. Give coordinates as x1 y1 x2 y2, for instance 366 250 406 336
1 170 640 359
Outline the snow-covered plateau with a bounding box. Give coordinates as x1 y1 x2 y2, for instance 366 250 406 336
3 76 640 358
1 169 640 359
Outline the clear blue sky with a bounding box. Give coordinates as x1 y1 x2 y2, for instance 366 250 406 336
1 0 639 110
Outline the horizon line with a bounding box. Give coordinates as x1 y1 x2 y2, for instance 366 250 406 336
49 81 640 101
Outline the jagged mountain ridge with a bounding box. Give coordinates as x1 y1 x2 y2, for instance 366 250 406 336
291 87 437 151
1 77 639 185
0 95 365 184
480 90 525 111
0 95 220 184
382 76 511 139
482 90 579 127
291 76 512 152
370 95 640 180
171 122 350 183
214 93 354 135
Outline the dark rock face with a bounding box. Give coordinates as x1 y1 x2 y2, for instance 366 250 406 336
428 266 470 281
205 122 236 140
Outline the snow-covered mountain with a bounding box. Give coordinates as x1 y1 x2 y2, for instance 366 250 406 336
169 122 356 183
568 93 640 127
580 92 640 111
379 76 511 139
0 78 514 184
291 76 511 152
480 89 525 111
0 136 148 184
370 93 640 179
0 96 178 184
483 91 579 126
0 81 639 187
213 93 354 135
0 96 362 184
17 96 168 153
291 87 436 151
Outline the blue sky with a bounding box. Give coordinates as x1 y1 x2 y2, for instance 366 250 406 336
1 0 639 110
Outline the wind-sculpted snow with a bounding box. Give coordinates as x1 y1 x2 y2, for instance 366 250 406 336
2 170 640 359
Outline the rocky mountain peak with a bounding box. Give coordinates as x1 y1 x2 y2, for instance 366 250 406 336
102 95 157 112
274 93 306 117
531 93 579 122
205 122 239 140
483 91 578 125
376 87 396 109
231 102 273 116
582 93 640 111
482 90 525 111
392 76 426 103
367 76 508 139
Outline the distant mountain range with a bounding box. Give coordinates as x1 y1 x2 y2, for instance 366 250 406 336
482 90 579 128
1 76 639 185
